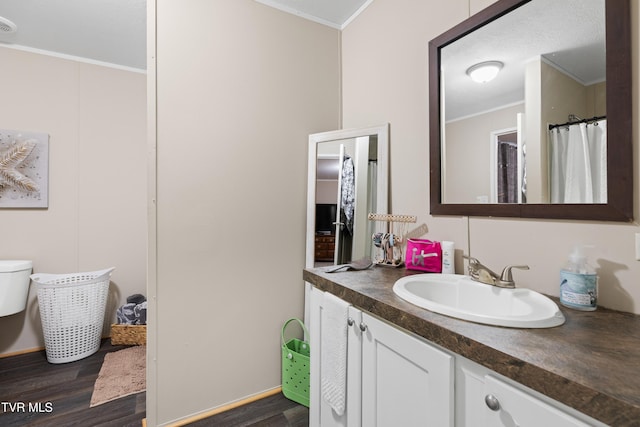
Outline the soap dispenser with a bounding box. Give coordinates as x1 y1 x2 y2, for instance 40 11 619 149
560 245 598 311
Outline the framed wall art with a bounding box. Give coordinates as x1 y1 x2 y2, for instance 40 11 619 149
0 129 49 208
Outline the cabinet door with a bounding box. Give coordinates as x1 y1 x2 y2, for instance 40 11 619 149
361 312 454 427
455 357 489 427
309 288 362 427
483 376 591 427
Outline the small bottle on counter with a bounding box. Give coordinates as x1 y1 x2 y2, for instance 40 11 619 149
441 241 455 274
560 245 598 311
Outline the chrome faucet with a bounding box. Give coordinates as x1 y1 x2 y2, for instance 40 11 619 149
463 255 529 288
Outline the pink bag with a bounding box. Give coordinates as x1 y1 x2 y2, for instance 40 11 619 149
405 239 442 272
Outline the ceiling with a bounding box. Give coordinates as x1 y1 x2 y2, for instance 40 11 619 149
0 0 146 70
0 0 370 71
255 0 371 29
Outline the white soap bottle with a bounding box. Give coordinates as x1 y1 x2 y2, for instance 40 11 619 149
559 245 598 311
441 241 455 274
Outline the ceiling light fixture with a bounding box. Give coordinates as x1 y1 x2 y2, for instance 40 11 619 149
466 61 503 83
0 16 17 34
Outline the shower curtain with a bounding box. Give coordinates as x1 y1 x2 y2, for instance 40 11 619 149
550 119 607 203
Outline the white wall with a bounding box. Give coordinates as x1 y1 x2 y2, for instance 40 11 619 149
341 0 640 314
0 47 147 354
445 104 524 203
150 0 340 424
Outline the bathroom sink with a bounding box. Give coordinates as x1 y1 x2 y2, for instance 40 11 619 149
393 274 565 328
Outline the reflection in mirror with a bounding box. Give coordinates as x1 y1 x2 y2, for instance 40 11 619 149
441 0 605 204
429 0 632 221
306 124 389 267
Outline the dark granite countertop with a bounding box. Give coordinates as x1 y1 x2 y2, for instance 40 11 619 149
303 266 640 427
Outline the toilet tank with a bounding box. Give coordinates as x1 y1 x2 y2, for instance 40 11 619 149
0 260 33 317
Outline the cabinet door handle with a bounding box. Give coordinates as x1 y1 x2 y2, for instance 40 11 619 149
359 322 367 332
347 317 354 326
484 394 500 411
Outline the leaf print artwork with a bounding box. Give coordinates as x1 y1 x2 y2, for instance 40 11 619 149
0 139 39 192
0 130 49 208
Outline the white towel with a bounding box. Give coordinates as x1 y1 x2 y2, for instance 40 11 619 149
321 292 350 416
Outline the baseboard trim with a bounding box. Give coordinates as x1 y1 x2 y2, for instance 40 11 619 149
0 335 114 358
167 387 283 427
0 346 45 358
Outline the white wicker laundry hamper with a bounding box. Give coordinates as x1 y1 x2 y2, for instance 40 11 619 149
31 267 114 364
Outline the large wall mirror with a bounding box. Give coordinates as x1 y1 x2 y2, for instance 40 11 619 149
429 0 632 221
305 124 389 268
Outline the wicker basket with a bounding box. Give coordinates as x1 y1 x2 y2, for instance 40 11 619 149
31 267 114 364
111 324 147 345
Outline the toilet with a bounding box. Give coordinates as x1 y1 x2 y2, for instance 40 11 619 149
0 260 33 317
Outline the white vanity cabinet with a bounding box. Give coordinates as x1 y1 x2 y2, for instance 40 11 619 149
309 287 454 427
308 287 607 427
455 353 607 427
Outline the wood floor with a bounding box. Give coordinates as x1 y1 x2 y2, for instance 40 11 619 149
0 340 308 427
183 393 308 427
0 340 145 427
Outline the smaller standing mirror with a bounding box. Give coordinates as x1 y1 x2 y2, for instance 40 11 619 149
306 124 389 267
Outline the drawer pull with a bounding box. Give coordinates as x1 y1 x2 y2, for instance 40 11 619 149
484 394 500 411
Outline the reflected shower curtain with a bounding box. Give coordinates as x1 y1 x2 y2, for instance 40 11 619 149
550 119 607 203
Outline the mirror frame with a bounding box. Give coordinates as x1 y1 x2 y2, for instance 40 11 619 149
305 124 389 268
429 0 632 221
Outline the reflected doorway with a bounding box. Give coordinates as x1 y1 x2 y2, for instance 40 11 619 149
490 113 525 204
497 131 518 203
